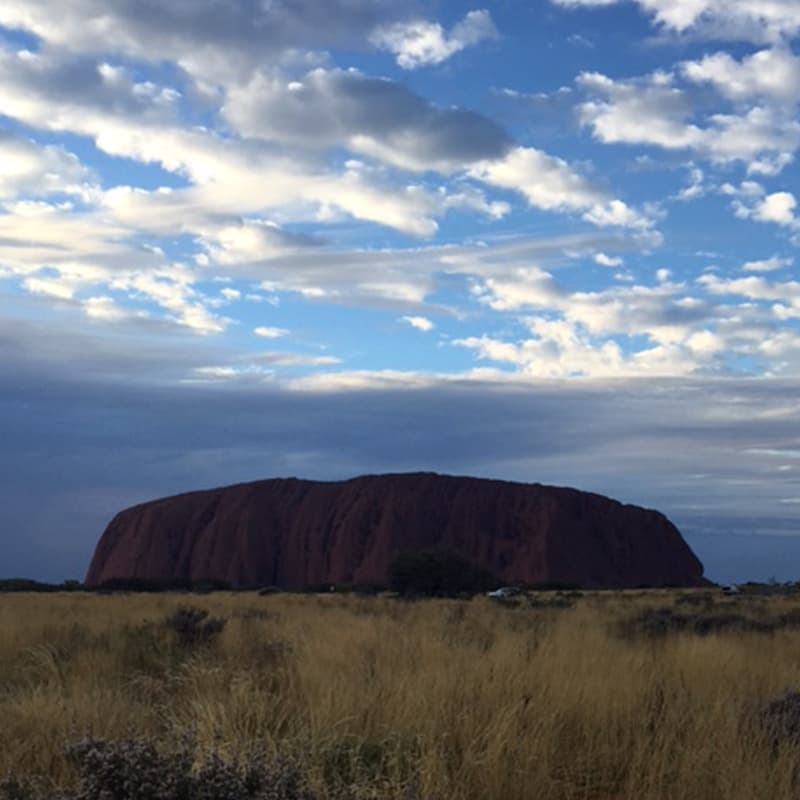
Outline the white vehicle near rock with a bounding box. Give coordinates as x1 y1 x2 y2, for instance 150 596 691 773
487 586 522 600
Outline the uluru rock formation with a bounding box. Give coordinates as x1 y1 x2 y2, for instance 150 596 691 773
85 473 705 589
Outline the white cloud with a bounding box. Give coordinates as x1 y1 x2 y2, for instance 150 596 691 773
370 10 497 69
0 0 411 83
469 146 605 212
0 0 797 385
0 133 94 199
594 252 623 267
402 315 435 332
260 354 340 367
0 196 238 335
198 219 319 267
756 191 798 226
442 187 511 219
453 321 727 378
746 153 794 177
23 276 75 300
473 266 563 311
0 47 447 238
676 167 706 201
453 320 706 379
708 107 800 165
552 0 800 43
681 49 800 103
743 256 792 272
577 69 800 170
459 261 800 378
732 186 799 228
254 326 289 338
577 70 704 150
115 270 226 334
104 164 443 240
83 295 147 322
698 273 800 304
583 200 657 230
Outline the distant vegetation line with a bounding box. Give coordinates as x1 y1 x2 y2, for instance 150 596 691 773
2 575 799 594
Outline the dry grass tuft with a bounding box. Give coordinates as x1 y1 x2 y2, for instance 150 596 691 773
2 590 800 798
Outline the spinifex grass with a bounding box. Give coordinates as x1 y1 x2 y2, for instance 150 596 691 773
2 590 800 799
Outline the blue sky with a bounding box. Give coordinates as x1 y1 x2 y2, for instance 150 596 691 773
1 0 799 583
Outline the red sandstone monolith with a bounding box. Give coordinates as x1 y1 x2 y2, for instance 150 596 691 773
85 472 705 589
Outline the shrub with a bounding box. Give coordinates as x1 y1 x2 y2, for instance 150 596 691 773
617 607 690 639
758 691 800 749
161 606 226 647
675 593 714 607
92 578 232 593
0 579 61 593
191 579 232 594
1 736 317 800
528 596 574 610
0 776 40 800
615 606 800 639
387 549 496 597
64 735 194 800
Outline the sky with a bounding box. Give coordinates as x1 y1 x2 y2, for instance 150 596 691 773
1 0 799 584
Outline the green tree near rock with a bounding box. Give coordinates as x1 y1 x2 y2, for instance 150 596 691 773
387 548 496 597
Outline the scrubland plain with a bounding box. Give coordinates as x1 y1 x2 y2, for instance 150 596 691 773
3 590 800 799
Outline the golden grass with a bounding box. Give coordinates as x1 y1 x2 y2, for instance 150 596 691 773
2 590 800 799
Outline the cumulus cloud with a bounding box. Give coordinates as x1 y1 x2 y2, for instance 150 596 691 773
0 47 182 135
681 48 800 103
0 46 453 239
675 167 706 201
582 199 657 230
197 220 321 267
23 276 76 300
0 196 231 334
698 273 800 304
577 68 800 170
755 191 798 226
0 0 414 83
402 315 435 331
370 9 498 69
222 67 511 172
459 255 800 378
577 70 704 150
0 16 655 344
471 266 563 311
552 0 800 43
742 256 792 272
731 186 799 229
470 146 603 211
83 296 144 322
594 252 624 267
0 132 94 199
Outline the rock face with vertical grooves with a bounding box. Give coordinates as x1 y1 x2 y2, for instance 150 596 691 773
85 472 706 588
